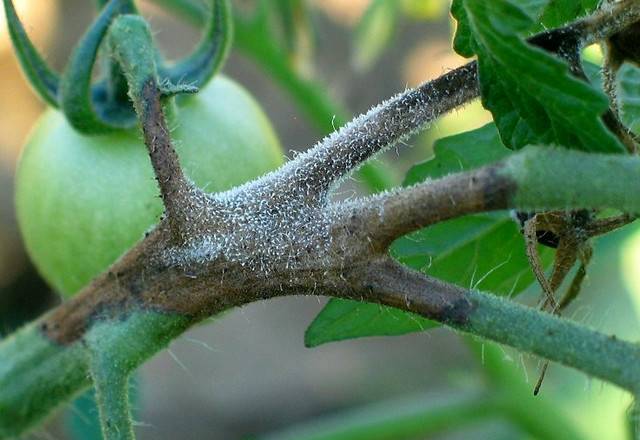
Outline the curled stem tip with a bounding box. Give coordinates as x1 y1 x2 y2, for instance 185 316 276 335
2 0 60 107
107 14 191 225
159 0 233 88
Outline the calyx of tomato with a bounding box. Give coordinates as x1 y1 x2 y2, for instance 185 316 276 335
3 0 232 134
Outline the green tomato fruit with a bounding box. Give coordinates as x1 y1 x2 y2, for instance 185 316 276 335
16 76 284 298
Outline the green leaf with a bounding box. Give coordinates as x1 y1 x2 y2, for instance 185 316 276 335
451 0 546 57
452 0 598 56
540 0 599 28
619 63 640 135
305 124 553 347
304 299 436 348
404 122 510 181
353 0 399 71
462 0 624 152
451 0 476 57
392 215 538 295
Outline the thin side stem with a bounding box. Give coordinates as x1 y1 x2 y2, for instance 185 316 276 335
580 0 640 46
107 15 194 230
339 147 640 250
91 367 134 440
278 62 479 193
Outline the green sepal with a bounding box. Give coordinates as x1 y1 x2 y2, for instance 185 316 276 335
2 0 60 107
60 0 138 134
159 0 233 90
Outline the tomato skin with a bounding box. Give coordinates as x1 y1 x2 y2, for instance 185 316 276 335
16 76 284 297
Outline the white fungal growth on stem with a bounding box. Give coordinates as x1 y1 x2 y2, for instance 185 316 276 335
161 63 479 273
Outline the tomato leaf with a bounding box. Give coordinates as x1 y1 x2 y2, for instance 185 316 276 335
305 124 553 347
452 0 546 56
619 63 640 135
304 300 436 348
452 0 598 55
540 0 599 28
453 0 623 153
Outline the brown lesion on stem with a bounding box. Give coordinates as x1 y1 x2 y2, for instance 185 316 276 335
36 3 640 343
138 80 201 234
354 258 474 326
39 159 519 345
335 164 516 253
34 3 640 368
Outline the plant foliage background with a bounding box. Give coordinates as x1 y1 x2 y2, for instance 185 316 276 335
1 0 640 439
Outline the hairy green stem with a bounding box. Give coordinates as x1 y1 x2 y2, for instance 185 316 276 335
462 290 640 394
90 365 134 440
0 311 188 438
356 147 640 249
503 146 640 213
86 318 162 440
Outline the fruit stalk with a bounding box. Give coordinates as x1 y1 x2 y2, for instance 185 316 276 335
107 15 196 237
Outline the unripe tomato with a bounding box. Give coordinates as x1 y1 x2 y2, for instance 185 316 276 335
16 76 284 297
